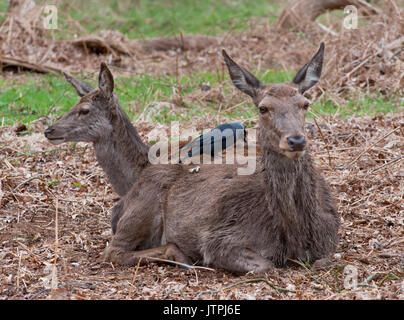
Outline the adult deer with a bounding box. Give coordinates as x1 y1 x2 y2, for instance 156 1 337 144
104 44 339 274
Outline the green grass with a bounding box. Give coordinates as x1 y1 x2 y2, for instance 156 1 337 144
0 0 401 125
0 74 79 125
313 95 400 118
0 71 220 125
0 67 296 125
43 0 280 39
0 69 400 127
0 0 279 38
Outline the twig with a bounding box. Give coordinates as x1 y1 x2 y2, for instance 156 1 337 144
46 88 68 116
16 248 22 295
378 252 399 258
7 17 13 46
316 22 337 36
357 273 377 288
369 156 403 174
128 258 142 298
387 0 400 16
13 175 43 191
140 256 216 272
50 199 59 299
224 99 249 113
179 30 190 65
354 0 382 14
28 288 49 300
312 117 332 168
378 272 400 287
346 127 401 168
16 241 42 260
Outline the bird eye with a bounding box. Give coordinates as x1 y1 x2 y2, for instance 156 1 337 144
79 108 89 115
259 106 268 114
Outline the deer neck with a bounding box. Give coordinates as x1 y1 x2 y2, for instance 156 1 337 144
262 148 319 227
261 148 320 265
94 109 149 196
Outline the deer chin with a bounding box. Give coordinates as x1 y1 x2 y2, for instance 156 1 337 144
47 137 65 145
283 150 305 159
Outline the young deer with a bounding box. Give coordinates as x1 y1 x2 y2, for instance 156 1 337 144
44 64 244 233
103 43 340 274
45 64 150 198
44 64 150 232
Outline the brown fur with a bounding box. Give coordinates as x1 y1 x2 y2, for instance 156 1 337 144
45 65 150 198
45 64 151 233
104 44 339 274
45 65 219 233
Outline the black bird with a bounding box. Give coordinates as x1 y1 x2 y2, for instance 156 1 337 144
179 122 247 163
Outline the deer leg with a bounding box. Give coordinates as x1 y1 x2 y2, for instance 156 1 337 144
209 247 274 275
110 200 124 234
104 243 192 267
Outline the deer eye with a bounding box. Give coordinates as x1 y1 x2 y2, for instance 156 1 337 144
302 101 310 110
259 106 268 114
79 108 90 116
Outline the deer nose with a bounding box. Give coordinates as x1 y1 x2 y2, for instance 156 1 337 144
287 135 306 151
44 127 54 137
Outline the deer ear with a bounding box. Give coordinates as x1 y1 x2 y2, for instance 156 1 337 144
63 72 95 97
98 62 114 98
222 49 262 98
292 43 325 94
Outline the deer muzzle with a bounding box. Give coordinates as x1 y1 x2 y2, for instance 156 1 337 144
287 135 306 151
279 134 307 159
44 126 65 145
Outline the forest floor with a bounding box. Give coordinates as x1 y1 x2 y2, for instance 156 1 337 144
1 112 402 300
0 0 403 300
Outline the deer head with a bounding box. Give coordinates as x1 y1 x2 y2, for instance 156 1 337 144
222 43 324 159
44 63 118 145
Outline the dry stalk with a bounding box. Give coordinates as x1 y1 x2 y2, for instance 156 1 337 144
313 116 332 168
140 256 216 272
50 198 59 299
128 258 142 299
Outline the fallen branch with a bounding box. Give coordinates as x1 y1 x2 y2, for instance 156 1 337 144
0 56 64 74
140 34 220 52
277 0 381 30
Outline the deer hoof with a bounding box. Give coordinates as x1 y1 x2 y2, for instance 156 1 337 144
311 257 335 271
